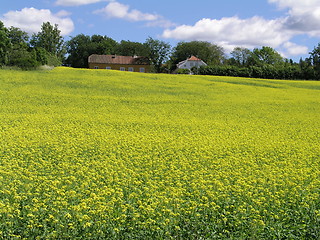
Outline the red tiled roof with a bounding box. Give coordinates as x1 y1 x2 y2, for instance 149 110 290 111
88 54 150 65
188 56 202 61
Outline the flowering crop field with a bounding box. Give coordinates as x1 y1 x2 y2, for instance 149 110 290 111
1 67 320 239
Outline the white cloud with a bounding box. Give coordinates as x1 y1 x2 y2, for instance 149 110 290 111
55 0 106 6
162 0 320 57
269 0 320 36
56 10 72 17
145 19 176 28
162 16 291 50
95 1 160 22
282 42 309 56
1 7 74 36
268 0 319 10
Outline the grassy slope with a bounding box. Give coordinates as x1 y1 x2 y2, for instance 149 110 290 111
0 67 320 239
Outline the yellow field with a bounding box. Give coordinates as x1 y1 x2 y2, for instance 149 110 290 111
0 67 320 239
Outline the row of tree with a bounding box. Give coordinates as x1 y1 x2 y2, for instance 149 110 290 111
1 21 320 80
65 34 171 73
195 46 320 80
0 21 63 69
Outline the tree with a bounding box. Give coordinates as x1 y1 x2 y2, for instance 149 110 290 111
116 40 148 56
90 34 118 55
30 22 65 60
7 48 40 69
249 46 283 66
171 41 225 68
66 34 118 68
7 27 31 67
309 43 320 79
144 37 171 73
7 26 29 47
230 47 251 66
0 21 10 66
66 34 91 68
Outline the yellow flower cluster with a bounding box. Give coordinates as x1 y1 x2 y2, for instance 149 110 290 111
0 67 319 239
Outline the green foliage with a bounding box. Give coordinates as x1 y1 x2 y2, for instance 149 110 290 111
7 26 29 47
0 68 320 239
176 68 190 74
30 22 65 60
46 53 62 67
249 46 284 66
34 47 49 65
66 34 118 68
0 21 10 66
308 43 320 79
171 41 225 69
0 21 62 69
230 47 251 66
116 40 148 56
197 64 306 80
7 48 39 70
144 37 171 73
90 34 118 55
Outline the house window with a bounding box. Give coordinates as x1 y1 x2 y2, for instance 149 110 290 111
139 67 145 73
94 66 99 69
190 62 194 67
120 67 125 71
128 67 134 72
106 66 111 70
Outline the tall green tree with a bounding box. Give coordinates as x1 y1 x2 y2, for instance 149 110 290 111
249 46 284 66
116 40 148 56
309 43 320 79
7 27 30 66
171 41 225 67
0 21 10 66
230 47 251 66
66 34 118 68
90 34 118 55
144 37 171 73
30 22 64 60
66 34 91 68
7 26 29 47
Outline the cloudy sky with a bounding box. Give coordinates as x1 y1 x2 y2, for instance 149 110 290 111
1 0 320 60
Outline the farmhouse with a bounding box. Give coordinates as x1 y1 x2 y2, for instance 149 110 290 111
88 54 151 73
177 56 207 70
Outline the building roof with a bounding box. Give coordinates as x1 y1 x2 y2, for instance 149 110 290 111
88 54 150 65
187 56 202 61
177 55 207 68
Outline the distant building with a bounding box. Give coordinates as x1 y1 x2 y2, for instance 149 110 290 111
88 54 151 73
176 56 207 70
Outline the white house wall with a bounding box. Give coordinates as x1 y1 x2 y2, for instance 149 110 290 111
177 60 207 69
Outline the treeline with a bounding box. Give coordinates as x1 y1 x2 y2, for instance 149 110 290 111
194 46 320 80
195 64 313 80
65 34 170 73
64 33 320 80
0 21 63 69
1 20 320 80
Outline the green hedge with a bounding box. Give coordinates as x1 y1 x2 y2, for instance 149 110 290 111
197 65 317 80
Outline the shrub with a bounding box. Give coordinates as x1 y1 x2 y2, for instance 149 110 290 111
176 68 191 74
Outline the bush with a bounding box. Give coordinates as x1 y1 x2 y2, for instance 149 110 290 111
8 48 40 70
35 47 62 67
176 68 191 74
46 53 62 67
197 65 306 80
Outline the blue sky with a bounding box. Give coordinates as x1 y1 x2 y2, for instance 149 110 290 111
1 0 320 61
